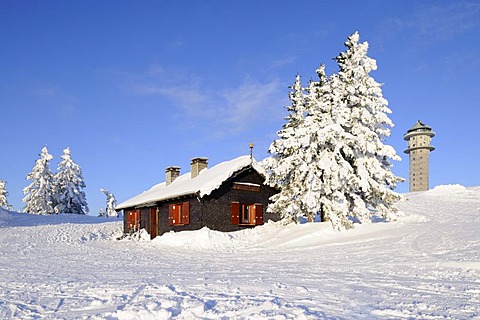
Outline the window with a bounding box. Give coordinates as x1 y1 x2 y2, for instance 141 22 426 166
231 202 263 226
241 204 253 224
168 202 190 226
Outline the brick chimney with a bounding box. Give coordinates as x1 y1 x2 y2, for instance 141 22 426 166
190 157 208 179
165 166 180 186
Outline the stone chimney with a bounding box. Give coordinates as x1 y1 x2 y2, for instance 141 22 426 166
190 157 208 179
165 166 181 186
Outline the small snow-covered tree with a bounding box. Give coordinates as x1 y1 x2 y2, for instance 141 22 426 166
0 179 12 210
23 146 55 214
98 207 105 217
53 147 89 214
100 189 118 218
330 32 403 227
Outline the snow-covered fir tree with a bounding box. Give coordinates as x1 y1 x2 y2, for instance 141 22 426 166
0 179 12 210
265 74 312 222
266 67 352 227
297 64 357 228
98 207 105 217
23 146 56 214
330 32 402 227
100 189 118 218
266 32 402 230
53 147 89 214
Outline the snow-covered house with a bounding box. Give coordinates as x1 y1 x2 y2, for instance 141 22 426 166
116 156 279 238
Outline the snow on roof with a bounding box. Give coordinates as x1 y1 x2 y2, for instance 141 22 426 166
116 155 265 210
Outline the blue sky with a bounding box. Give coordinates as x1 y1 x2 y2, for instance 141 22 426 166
1 0 479 214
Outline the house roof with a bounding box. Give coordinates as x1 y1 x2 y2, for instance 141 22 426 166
116 155 265 210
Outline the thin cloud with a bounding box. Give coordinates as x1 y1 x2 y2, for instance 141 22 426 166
416 2 480 41
35 86 78 118
36 86 59 98
379 2 480 45
128 65 287 138
222 79 283 131
270 56 296 69
168 40 184 48
146 64 166 76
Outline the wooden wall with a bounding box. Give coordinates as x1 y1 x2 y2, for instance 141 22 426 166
157 198 202 236
201 168 279 232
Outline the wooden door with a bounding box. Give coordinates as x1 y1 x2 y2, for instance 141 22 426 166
127 210 140 232
150 208 158 239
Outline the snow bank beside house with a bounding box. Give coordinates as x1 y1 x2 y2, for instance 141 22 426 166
0 185 479 319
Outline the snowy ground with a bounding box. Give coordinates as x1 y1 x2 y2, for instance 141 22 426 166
0 185 479 319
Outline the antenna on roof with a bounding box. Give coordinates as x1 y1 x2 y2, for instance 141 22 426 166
249 142 254 160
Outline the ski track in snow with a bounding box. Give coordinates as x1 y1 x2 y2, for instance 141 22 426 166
0 185 479 319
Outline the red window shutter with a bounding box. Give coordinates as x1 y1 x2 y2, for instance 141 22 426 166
231 202 240 225
182 201 190 225
168 204 174 226
254 203 263 225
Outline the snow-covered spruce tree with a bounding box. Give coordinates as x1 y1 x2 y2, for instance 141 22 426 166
100 189 118 218
0 179 12 210
265 74 312 222
297 65 357 229
328 32 402 227
266 67 354 228
53 147 89 214
23 146 56 214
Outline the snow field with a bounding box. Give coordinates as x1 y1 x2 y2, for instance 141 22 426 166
0 185 479 319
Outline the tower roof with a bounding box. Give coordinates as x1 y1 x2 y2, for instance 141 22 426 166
407 120 432 133
404 120 435 140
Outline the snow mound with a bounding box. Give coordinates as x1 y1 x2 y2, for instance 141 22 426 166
120 228 152 241
426 184 470 196
152 224 240 250
150 219 406 252
0 208 123 244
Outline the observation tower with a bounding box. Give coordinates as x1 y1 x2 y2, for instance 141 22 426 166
403 121 435 192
